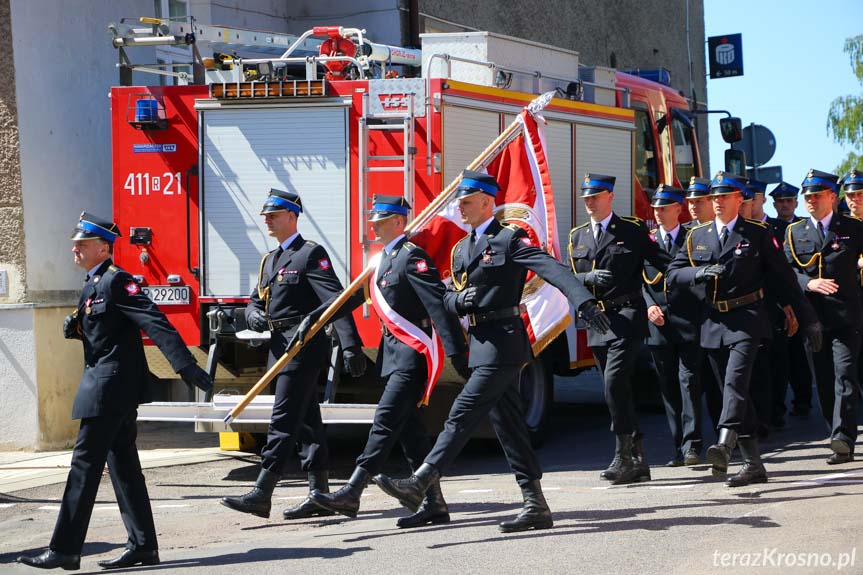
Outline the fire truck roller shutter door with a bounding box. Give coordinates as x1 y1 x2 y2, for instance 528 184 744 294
201 106 350 297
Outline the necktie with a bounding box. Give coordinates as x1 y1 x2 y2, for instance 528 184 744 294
719 226 728 247
817 221 826 247
664 233 673 253
595 222 603 243
467 230 477 260
83 274 90 286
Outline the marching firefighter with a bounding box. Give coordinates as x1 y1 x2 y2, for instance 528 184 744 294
568 173 671 484
839 169 863 393
685 177 715 228
768 181 814 419
18 213 213 571
642 185 704 467
308 195 469 527
744 178 784 437
220 188 366 520
686 176 723 432
842 169 863 219
667 172 821 487
374 170 610 533
785 169 863 464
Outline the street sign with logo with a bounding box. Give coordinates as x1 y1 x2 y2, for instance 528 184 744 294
708 34 744 79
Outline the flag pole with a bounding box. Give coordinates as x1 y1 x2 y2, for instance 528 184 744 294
223 90 559 424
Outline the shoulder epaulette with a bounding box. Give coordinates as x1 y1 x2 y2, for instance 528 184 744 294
402 241 417 251
620 216 643 225
787 219 806 229
744 218 769 228
502 222 520 231
572 222 590 231
108 265 120 272
690 221 712 231
842 213 862 222
305 240 318 246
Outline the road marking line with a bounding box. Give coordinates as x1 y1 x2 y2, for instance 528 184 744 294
0 503 15 508
38 506 61 511
544 487 561 491
591 486 611 490
94 506 120 511
810 469 863 482
649 485 695 490
156 504 190 508
458 489 493 494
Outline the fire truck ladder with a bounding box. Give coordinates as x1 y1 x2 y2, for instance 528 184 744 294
357 90 417 316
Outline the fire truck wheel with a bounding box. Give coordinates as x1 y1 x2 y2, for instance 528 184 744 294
519 358 553 448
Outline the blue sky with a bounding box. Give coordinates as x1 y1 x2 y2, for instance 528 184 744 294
703 0 862 216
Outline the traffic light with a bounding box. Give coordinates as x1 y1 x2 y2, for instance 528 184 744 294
725 148 746 176
719 117 743 143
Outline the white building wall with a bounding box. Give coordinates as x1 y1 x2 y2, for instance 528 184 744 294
11 0 155 301
0 306 38 449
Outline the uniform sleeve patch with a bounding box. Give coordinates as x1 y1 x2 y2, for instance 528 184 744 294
520 237 533 246
648 232 657 242
318 259 330 270
415 259 428 272
125 281 140 295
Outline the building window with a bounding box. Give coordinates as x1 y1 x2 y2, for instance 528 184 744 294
154 0 190 85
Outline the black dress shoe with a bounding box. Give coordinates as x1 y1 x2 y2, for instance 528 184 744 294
17 550 80 570
98 549 160 570
282 496 336 520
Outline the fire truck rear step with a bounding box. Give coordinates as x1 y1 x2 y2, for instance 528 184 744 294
138 397 377 427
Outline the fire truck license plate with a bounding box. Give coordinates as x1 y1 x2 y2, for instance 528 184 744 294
141 286 190 305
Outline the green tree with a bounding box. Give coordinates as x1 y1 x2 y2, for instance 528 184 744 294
827 35 863 177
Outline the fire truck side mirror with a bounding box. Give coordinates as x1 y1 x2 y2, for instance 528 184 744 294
724 148 746 176
719 117 743 144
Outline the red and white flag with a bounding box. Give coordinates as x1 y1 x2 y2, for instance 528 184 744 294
369 252 445 406
413 109 571 355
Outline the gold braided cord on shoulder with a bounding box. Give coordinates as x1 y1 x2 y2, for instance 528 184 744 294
642 269 663 285
686 228 696 267
786 221 822 278
256 252 270 303
450 237 468 292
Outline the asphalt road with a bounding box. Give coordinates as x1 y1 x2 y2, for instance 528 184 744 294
1 378 861 575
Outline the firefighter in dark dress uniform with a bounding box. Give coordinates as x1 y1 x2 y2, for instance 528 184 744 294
769 182 814 418
374 170 610 533
568 174 671 484
309 196 469 528
220 189 366 520
667 172 821 487
686 177 724 433
18 213 212 571
642 185 704 467
785 169 863 464
839 169 863 394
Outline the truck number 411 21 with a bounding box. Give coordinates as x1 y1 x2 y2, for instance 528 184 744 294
124 172 182 195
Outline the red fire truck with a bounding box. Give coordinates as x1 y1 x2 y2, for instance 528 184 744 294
108 21 702 439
